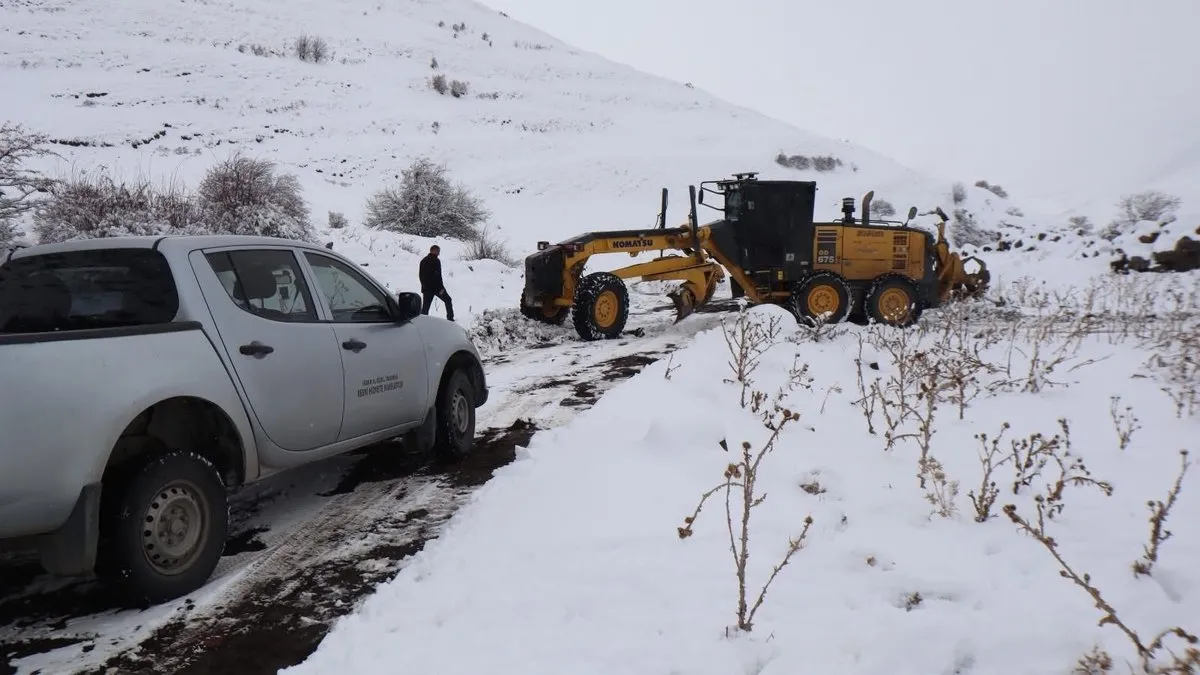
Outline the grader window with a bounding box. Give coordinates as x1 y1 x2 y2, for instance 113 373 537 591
724 188 745 221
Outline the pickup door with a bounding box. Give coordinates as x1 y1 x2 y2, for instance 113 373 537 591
298 251 429 441
190 247 346 451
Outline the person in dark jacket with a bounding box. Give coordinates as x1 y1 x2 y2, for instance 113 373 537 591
418 245 454 321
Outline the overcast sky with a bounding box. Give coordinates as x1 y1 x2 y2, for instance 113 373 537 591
479 0 1199 211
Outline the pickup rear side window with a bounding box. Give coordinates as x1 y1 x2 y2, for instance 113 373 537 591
205 250 318 322
0 248 179 334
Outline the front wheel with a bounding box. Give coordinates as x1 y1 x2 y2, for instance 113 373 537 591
433 368 476 461
572 271 629 340
97 445 228 604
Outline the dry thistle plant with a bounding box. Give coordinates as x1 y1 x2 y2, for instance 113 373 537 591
678 309 816 634
676 399 813 633
1132 449 1191 578
721 305 785 407
1008 419 1113 519
967 422 1012 522
1109 396 1142 451
1004 498 1200 674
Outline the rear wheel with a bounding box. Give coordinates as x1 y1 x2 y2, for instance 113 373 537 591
866 273 923 327
572 271 629 340
97 444 228 604
791 271 852 325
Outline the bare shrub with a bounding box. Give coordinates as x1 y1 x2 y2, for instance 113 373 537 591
1132 450 1190 577
871 199 896 218
294 35 330 63
952 182 967 204
363 157 488 240
430 73 448 94
677 308 815 633
1069 215 1094 234
951 207 997 247
974 179 1009 199
1 123 57 244
1006 206 1024 217
449 79 469 98
1118 191 1182 224
198 154 315 242
328 211 348 229
720 305 786 407
812 155 842 171
462 225 515 265
32 171 207 243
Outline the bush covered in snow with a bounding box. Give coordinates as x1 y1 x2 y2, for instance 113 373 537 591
1 122 55 247
364 157 489 240
33 172 210 243
870 199 896 218
294 34 330 63
198 154 316 242
33 155 318 244
774 152 844 172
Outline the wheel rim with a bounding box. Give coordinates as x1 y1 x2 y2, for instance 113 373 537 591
593 289 619 329
450 389 471 436
141 479 209 576
805 284 840 316
877 286 913 323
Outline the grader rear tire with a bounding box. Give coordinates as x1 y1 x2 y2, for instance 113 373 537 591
866 273 923 327
791 271 852 326
572 271 629 340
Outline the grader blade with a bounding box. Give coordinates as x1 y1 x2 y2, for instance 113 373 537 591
667 286 696 323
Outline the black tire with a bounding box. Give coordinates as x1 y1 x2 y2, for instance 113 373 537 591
433 368 476 461
865 273 923 327
572 271 629 340
520 292 569 325
790 271 853 326
96 446 228 605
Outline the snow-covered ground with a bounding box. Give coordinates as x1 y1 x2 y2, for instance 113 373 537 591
287 272 1200 675
2 0 1199 672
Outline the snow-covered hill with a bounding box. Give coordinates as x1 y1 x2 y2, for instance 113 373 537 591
4 0 1192 327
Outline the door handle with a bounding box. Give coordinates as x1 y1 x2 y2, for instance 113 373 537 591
239 341 274 358
342 338 367 353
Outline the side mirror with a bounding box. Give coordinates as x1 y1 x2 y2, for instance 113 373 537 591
907 206 918 221
395 291 422 322
698 189 704 205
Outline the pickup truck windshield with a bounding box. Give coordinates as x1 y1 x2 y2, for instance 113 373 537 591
0 248 179 333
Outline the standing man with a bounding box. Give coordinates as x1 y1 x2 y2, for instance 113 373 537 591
418 244 454 321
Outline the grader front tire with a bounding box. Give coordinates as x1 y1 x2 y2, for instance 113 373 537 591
572 272 629 341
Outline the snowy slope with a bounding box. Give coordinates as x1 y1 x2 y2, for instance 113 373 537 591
5 0 1187 321
286 294 1200 675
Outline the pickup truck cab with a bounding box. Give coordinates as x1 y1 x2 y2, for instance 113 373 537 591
0 234 487 603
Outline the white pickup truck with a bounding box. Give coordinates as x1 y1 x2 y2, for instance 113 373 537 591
0 234 488 603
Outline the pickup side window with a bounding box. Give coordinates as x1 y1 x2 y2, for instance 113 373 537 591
0 248 178 333
205 250 317 322
303 252 393 323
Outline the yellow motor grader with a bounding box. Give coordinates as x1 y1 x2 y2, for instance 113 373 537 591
519 172 990 340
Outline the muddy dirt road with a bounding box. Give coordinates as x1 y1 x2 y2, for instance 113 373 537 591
1 300 736 675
